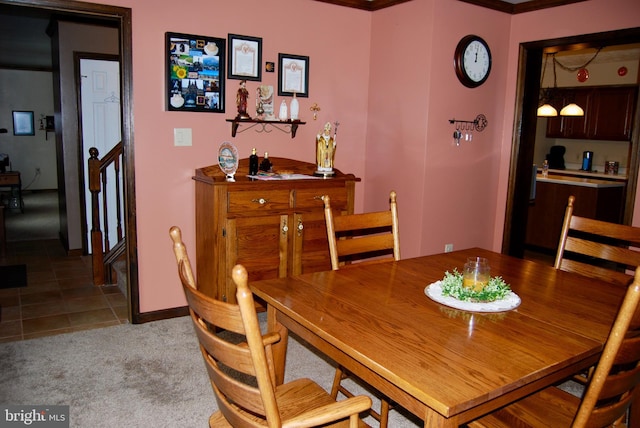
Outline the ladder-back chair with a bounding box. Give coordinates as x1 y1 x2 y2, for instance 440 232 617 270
323 191 400 427
170 226 372 427
555 195 640 288
468 268 640 428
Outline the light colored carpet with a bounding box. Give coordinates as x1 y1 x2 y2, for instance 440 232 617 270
0 315 424 427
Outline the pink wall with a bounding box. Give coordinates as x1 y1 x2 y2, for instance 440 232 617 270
366 0 512 257
367 0 640 259
88 0 639 314
89 0 372 312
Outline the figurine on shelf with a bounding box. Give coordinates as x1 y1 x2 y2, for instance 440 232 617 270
255 87 264 119
236 80 250 119
315 121 337 176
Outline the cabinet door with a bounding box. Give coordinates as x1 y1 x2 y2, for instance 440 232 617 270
224 214 288 302
291 210 333 276
561 90 590 138
589 87 637 140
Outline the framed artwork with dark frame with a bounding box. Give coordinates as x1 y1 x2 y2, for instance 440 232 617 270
166 32 225 112
278 53 309 97
12 111 35 136
227 34 262 81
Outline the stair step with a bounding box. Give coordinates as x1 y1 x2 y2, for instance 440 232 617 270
112 259 127 296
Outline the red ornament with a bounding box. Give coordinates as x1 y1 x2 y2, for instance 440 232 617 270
618 66 628 77
576 68 589 83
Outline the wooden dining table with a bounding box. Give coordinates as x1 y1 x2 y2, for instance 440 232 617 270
250 247 627 427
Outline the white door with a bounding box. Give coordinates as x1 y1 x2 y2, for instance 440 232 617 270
80 58 122 253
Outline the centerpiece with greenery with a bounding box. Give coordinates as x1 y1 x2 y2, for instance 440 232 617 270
440 269 511 303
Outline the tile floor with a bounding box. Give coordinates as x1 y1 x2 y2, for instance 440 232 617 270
0 239 128 343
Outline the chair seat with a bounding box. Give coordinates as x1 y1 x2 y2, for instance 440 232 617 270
468 386 581 427
210 378 371 427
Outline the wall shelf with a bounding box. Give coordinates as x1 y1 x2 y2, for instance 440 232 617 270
226 118 306 138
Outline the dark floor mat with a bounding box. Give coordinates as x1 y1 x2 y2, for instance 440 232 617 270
0 264 27 289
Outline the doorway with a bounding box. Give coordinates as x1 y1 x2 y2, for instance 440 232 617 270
503 27 640 258
0 0 139 322
78 55 123 255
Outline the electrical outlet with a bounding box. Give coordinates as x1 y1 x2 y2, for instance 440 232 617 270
444 244 454 253
35 167 41 174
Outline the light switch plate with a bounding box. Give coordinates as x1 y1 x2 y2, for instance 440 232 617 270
174 128 192 146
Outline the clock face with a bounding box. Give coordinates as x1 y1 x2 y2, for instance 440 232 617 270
454 35 492 88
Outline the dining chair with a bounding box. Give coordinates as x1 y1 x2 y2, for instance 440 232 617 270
323 191 399 428
169 226 372 428
324 190 400 271
467 267 640 428
555 195 640 288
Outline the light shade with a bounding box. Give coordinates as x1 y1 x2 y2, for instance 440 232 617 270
537 104 558 117
560 103 584 117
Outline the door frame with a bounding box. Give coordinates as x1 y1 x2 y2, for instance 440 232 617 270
503 27 640 257
0 0 141 323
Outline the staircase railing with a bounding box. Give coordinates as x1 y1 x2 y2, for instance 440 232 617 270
88 142 125 285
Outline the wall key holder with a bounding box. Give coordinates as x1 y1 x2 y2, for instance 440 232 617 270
449 114 487 146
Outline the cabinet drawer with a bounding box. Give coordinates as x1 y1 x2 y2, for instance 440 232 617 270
227 190 291 213
296 187 347 210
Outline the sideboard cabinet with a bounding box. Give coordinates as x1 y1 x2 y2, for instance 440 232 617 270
194 157 359 302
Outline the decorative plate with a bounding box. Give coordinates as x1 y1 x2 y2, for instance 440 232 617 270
218 142 239 180
425 281 521 313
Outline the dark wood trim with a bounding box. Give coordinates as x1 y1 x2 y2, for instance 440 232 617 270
312 0 586 13
0 0 140 323
503 27 640 257
311 0 413 11
457 0 586 14
134 306 190 324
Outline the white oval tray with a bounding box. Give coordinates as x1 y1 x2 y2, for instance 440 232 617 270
425 280 521 313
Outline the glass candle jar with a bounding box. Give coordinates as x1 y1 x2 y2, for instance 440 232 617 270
463 257 490 291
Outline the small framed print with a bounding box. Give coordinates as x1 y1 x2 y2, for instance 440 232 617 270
12 111 35 136
278 53 309 98
227 34 262 81
166 31 225 113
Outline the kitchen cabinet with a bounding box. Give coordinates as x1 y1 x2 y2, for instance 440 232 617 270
194 157 359 302
525 177 625 251
546 86 637 140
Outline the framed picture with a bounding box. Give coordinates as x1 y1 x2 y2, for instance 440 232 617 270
278 53 309 98
227 34 262 81
12 111 34 136
166 32 225 113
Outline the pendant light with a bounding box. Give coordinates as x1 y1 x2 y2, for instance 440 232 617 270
559 103 584 116
537 48 603 118
537 53 558 117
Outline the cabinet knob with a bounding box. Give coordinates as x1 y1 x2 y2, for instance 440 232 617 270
313 195 325 201
297 219 304 236
251 198 269 205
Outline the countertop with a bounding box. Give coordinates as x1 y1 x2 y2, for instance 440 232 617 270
546 167 627 181
536 173 626 188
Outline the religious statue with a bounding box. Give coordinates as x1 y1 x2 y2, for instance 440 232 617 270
315 121 337 176
236 80 250 119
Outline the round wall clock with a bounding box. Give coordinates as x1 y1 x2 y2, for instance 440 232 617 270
454 35 492 88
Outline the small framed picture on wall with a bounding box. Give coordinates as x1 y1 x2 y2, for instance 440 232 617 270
227 34 262 81
12 111 35 136
278 53 309 97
